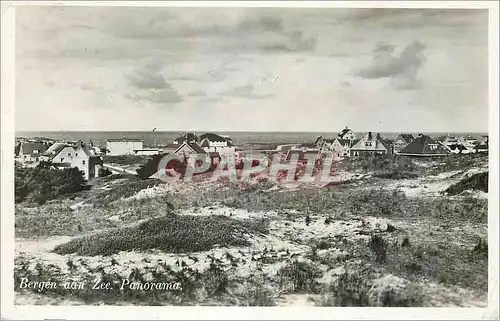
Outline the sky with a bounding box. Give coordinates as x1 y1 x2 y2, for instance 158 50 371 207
15 6 489 132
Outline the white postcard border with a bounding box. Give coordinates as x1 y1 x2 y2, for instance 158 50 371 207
1 1 499 320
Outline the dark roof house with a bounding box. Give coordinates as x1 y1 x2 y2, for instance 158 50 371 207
174 141 207 155
16 142 48 157
398 134 450 156
350 133 390 155
338 127 356 140
396 134 415 144
199 133 234 147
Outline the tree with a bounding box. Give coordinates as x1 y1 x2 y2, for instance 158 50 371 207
15 163 87 205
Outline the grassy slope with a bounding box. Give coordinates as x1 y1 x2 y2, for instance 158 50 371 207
53 214 268 256
14 154 489 306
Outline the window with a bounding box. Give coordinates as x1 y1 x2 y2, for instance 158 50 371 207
68 153 72 157
82 160 86 165
61 158 64 162
76 153 78 157
365 142 372 147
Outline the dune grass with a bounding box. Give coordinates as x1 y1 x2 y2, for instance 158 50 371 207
53 214 269 256
445 171 488 195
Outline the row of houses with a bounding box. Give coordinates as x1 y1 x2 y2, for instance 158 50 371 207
15 141 103 180
15 129 489 182
105 132 238 158
313 127 489 158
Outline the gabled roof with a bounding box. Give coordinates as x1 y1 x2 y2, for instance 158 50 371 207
398 134 450 156
19 142 48 156
42 143 68 157
200 133 227 142
350 133 389 151
337 139 352 146
396 134 415 144
174 142 207 155
42 143 93 160
338 127 353 139
80 144 94 157
199 133 234 147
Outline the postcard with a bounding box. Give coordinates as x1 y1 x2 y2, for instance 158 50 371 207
1 1 498 319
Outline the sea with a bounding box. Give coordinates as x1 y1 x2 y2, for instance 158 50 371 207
15 131 488 148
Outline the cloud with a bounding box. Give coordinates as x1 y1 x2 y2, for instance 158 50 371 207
261 30 317 52
221 84 274 100
356 41 426 88
336 8 487 29
171 68 227 83
126 62 183 104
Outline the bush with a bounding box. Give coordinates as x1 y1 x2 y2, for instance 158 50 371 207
15 163 87 204
319 268 373 306
136 154 165 179
445 171 488 195
240 283 275 306
366 275 425 307
369 234 388 263
98 167 112 177
277 260 322 293
53 214 269 256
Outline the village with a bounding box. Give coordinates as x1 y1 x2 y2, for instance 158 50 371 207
13 127 490 307
14 128 489 181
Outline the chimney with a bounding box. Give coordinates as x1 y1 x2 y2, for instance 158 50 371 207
376 133 381 139
368 132 372 140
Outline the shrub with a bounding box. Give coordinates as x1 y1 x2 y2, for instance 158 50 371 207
471 237 488 260
15 163 87 204
136 154 165 179
445 171 488 195
318 269 373 306
277 261 322 293
369 234 388 263
240 283 275 306
53 214 269 256
98 167 112 177
366 275 425 307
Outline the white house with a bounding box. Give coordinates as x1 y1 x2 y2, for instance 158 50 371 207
350 132 390 156
41 143 103 180
15 142 49 167
393 134 415 154
317 138 351 158
199 133 237 160
338 127 357 140
106 139 144 156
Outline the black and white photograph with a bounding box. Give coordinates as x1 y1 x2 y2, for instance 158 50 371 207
1 1 499 319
